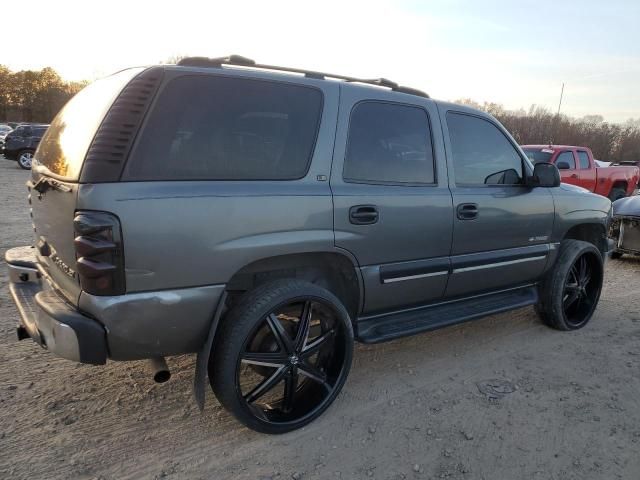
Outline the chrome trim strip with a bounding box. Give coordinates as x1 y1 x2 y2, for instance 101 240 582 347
382 270 449 284
453 255 547 273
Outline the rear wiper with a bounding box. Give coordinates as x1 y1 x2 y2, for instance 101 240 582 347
28 177 72 194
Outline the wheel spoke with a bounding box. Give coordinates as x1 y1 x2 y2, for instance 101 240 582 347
240 351 288 368
244 365 288 404
569 265 579 284
301 329 335 358
282 367 298 412
294 301 312 351
299 361 332 393
266 313 294 354
579 257 588 284
563 289 580 309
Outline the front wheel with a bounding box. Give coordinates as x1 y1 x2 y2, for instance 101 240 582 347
536 240 604 331
17 150 34 170
210 280 354 434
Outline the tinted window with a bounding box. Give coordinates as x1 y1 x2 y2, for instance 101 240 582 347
124 76 323 181
556 151 576 169
343 102 434 184
36 68 142 179
577 151 590 169
447 113 523 185
523 148 553 164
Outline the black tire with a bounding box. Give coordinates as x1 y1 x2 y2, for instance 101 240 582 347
17 149 34 170
610 251 623 260
608 187 626 202
536 239 604 331
210 279 354 434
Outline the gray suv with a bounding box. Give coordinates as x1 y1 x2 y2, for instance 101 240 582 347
6 56 612 434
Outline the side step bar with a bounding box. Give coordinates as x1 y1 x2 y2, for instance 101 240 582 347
357 285 538 343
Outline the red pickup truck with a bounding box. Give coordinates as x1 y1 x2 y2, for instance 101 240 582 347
522 145 640 201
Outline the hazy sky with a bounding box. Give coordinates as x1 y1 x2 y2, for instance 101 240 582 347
5 0 639 122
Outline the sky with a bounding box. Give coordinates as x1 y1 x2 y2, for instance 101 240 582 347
4 0 640 123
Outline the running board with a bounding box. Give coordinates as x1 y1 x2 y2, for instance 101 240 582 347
356 285 539 343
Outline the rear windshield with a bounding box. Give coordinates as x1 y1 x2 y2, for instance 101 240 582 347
123 75 323 181
522 148 554 164
34 68 143 179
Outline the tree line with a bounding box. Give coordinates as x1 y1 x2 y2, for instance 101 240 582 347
457 99 640 163
0 65 637 163
0 65 86 124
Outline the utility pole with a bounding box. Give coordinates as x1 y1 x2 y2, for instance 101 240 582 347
557 82 565 116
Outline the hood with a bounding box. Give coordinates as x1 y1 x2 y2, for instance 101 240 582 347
559 182 590 194
613 195 640 217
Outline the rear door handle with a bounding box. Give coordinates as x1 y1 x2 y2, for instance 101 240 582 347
349 205 379 225
456 203 478 220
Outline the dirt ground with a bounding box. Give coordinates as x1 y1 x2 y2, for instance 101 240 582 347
1 157 639 480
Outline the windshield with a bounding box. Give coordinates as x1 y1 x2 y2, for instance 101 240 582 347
34 68 143 180
522 148 554 164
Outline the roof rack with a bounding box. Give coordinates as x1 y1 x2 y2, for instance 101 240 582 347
176 55 429 98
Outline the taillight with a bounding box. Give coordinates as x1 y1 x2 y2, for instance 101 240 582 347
73 211 125 296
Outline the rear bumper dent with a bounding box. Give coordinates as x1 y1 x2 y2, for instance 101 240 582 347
7 246 226 363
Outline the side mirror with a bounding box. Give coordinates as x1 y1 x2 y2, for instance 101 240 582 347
530 162 560 187
556 161 570 170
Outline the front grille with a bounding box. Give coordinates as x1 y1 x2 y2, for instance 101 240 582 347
619 217 640 251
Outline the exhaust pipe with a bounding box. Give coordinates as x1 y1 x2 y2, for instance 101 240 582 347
149 357 171 383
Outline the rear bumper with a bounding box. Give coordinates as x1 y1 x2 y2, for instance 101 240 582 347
7 246 108 364
6 246 226 363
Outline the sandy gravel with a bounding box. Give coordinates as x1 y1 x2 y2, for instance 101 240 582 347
1 157 639 480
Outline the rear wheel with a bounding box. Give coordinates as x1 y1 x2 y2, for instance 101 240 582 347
608 187 626 202
536 240 604 331
17 150 34 170
210 280 354 434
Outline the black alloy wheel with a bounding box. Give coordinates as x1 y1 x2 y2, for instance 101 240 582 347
536 239 603 331
562 253 600 328
211 280 353 434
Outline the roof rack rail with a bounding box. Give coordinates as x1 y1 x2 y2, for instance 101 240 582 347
176 55 429 98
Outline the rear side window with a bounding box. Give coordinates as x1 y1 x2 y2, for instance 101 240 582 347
447 113 523 185
577 151 590 169
35 68 142 179
124 76 323 181
556 151 576 169
343 102 435 184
